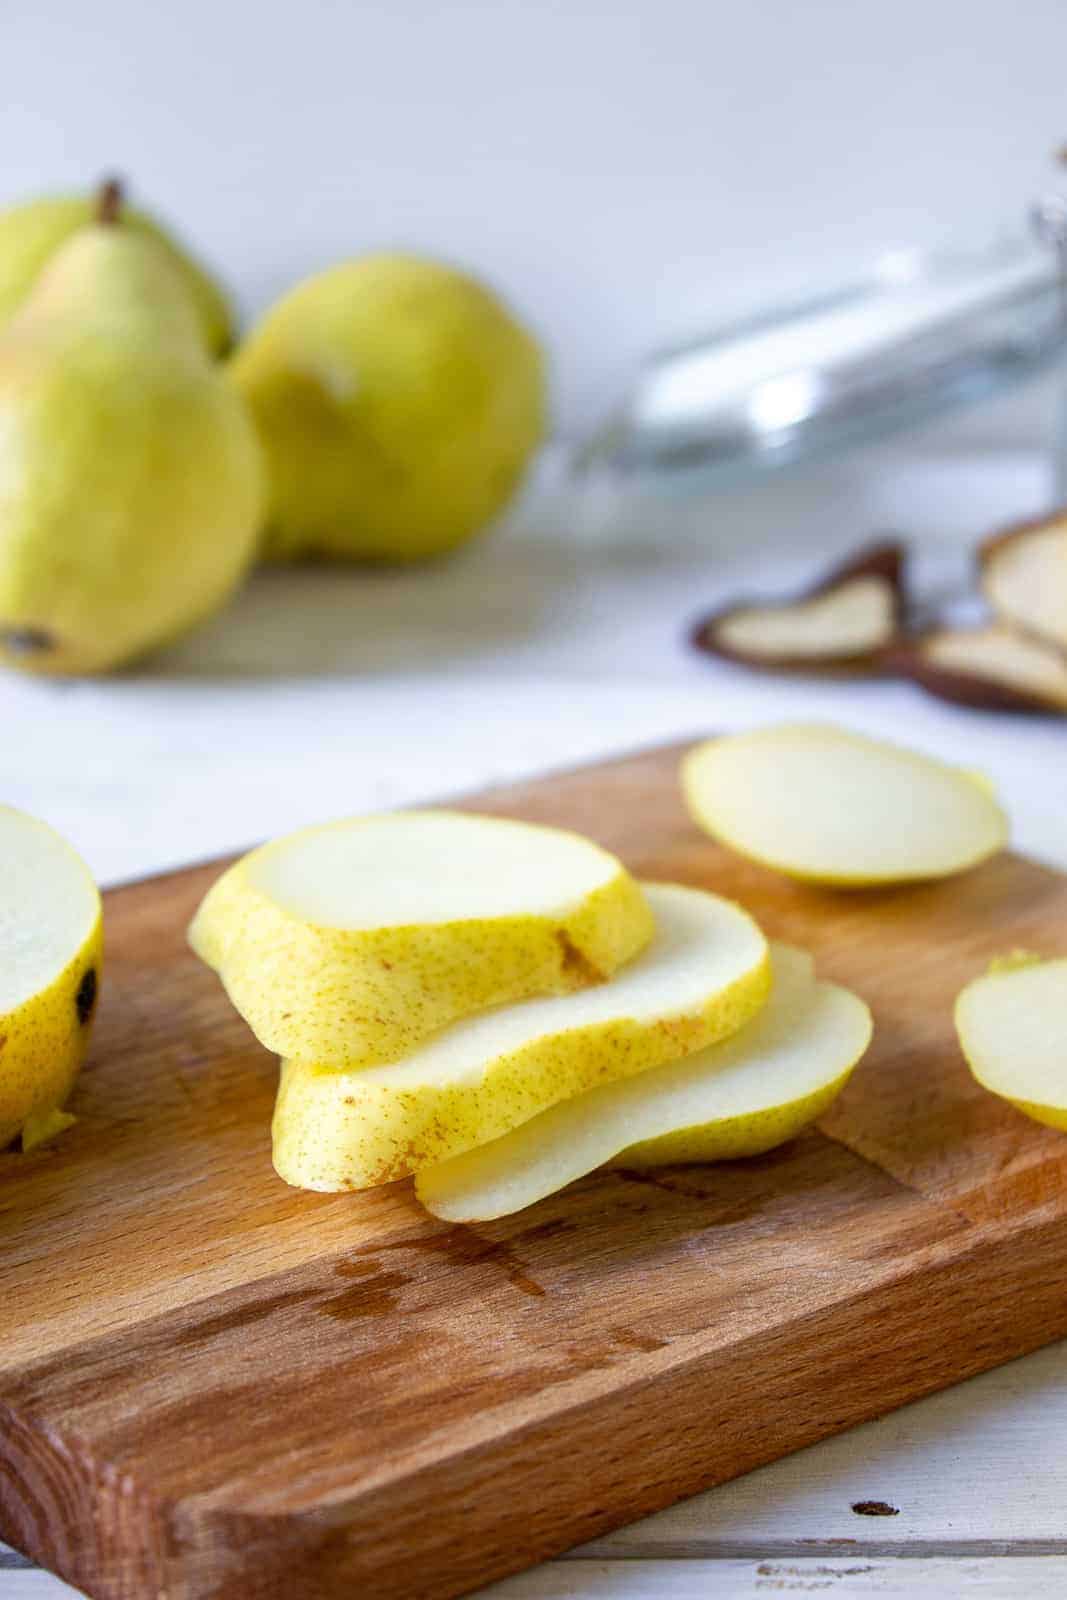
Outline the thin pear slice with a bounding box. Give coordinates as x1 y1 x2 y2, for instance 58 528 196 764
191 810 654 1069
980 510 1067 651
272 883 770 1191
691 542 905 673
0 807 102 1149
415 944 870 1220
956 955 1067 1130
901 624 1067 716
682 723 1007 887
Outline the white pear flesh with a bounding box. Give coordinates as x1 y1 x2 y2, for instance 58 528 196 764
272 883 770 1190
913 625 1067 714
715 576 895 661
956 957 1067 1131
0 807 102 1148
415 944 870 1221
190 810 654 1069
981 517 1067 650
682 724 1007 886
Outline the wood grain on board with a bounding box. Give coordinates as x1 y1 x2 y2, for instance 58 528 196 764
3 741 1067 1600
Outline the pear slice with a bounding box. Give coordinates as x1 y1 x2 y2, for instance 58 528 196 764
902 624 1067 715
272 883 770 1191
0 807 102 1149
682 723 1007 887
416 944 871 1221
980 510 1067 651
691 542 905 673
191 810 654 1069
955 955 1067 1130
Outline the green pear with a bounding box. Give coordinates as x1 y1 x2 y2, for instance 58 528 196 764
0 188 263 675
230 253 547 562
0 182 233 356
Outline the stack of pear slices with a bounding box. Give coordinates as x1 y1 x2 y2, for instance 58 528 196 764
190 807 872 1221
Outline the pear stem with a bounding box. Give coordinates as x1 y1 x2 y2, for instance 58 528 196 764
96 177 124 226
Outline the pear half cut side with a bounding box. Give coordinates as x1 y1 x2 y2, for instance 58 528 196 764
0 807 102 1148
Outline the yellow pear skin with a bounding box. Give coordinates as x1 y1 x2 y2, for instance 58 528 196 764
0 201 263 675
272 885 771 1191
618 1072 854 1165
415 943 870 1221
231 253 546 562
190 811 654 1070
0 188 233 355
0 932 102 1149
0 807 102 1149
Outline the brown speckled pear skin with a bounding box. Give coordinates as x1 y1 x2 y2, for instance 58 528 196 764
414 943 870 1221
189 810 655 1069
272 884 770 1191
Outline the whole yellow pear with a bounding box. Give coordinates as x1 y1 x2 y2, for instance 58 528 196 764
0 188 263 675
0 183 233 356
231 254 547 562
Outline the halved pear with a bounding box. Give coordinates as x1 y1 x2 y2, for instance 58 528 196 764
0 807 102 1149
272 883 770 1191
190 810 654 1069
682 723 1007 886
415 943 870 1220
955 956 1067 1130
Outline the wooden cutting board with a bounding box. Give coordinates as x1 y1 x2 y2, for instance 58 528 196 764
4 740 1067 1600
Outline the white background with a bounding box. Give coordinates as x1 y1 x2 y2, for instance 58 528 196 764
4 0 1067 431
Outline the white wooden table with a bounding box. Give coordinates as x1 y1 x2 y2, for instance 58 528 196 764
4 435 1066 1599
